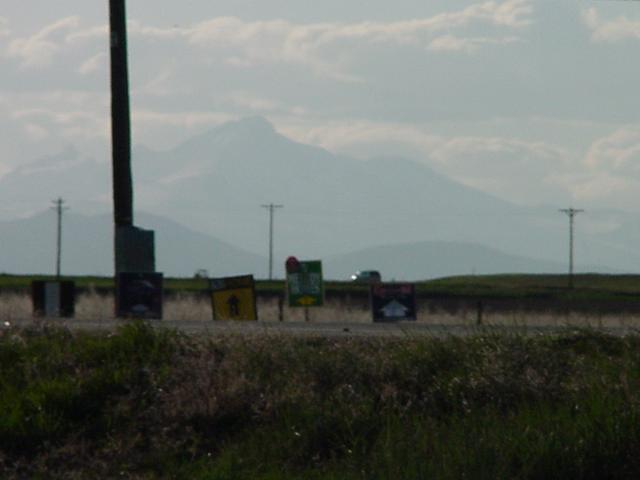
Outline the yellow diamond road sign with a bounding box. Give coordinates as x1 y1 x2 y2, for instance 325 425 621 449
210 275 257 321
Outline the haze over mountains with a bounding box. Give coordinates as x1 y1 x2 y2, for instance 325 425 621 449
0 212 265 278
0 116 638 279
0 211 580 279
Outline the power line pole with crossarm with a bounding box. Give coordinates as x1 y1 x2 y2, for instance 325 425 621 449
559 207 584 288
51 198 69 279
261 203 283 280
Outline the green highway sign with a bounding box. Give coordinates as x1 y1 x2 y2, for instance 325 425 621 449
286 258 324 307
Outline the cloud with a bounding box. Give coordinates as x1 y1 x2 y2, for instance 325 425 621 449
78 52 107 75
585 126 640 175
567 173 639 204
427 34 519 53
281 120 442 158
281 118 570 205
429 136 564 167
183 1 532 79
224 92 281 112
540 126 640 207
583 8 640 43
493 0 534 28
0 17 10 37
2 91 110 161
3 1 532 81
23 123 50 141
6 16 81 68
13 106 109 141
64 24 107 44
131 110 232 129
426 136 571 204
129 110 236 150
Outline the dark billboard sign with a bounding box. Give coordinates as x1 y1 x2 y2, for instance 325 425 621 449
116 272 163 319
32 281 75 318
370 283 417 322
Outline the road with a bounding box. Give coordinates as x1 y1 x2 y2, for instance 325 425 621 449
3 318 637 338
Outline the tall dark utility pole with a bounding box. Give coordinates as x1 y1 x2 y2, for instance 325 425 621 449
109 0 133 228
51 198 68 278
109 0 155 275
559 207 584 288
261 204 283 280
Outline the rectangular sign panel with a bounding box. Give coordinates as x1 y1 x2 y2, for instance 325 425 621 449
370 283 417 322
116 272 163 320
32 281 75 318
286 260 324 307
210 275 257 321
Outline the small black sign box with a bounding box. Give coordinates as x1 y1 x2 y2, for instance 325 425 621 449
370 283 417 322
32 281 75 318
116 272 163 320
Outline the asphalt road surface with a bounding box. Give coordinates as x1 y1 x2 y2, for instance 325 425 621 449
3 318 637 338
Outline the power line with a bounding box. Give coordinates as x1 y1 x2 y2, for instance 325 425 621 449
51 198 69 278
261 203 283 280
559 207 584 288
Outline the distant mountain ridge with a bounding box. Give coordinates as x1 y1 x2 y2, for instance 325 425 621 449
129 117 525 259
0 212 266 277
0 116 639 275
0 210 614 279
325 240 616 280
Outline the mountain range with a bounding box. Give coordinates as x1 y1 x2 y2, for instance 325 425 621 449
0 116 638 279
0 212 265 278
0 210 579 279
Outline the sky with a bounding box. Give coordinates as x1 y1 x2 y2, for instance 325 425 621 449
2 0 640 214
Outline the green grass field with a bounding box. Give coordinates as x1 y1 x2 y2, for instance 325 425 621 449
3 272 640 299
2 323 640 478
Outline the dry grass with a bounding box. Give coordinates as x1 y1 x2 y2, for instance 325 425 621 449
163 292 211 321
75 290 113 321
0 292 31 323
441 307 640 329
3 291 640 328
4 324 640 479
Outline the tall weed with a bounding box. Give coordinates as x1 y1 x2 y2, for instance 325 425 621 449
2 326 640 478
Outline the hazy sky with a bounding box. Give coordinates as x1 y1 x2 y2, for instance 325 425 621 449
2 0 640 213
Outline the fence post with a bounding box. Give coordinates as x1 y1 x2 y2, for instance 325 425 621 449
278 294 284 322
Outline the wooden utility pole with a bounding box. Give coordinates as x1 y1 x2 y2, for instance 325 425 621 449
261 204 283 280
559 208 584 288
51 198 68 278
109 0 155 275
109 0 133 228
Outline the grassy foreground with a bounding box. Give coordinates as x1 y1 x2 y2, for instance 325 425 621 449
2 324 640 479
